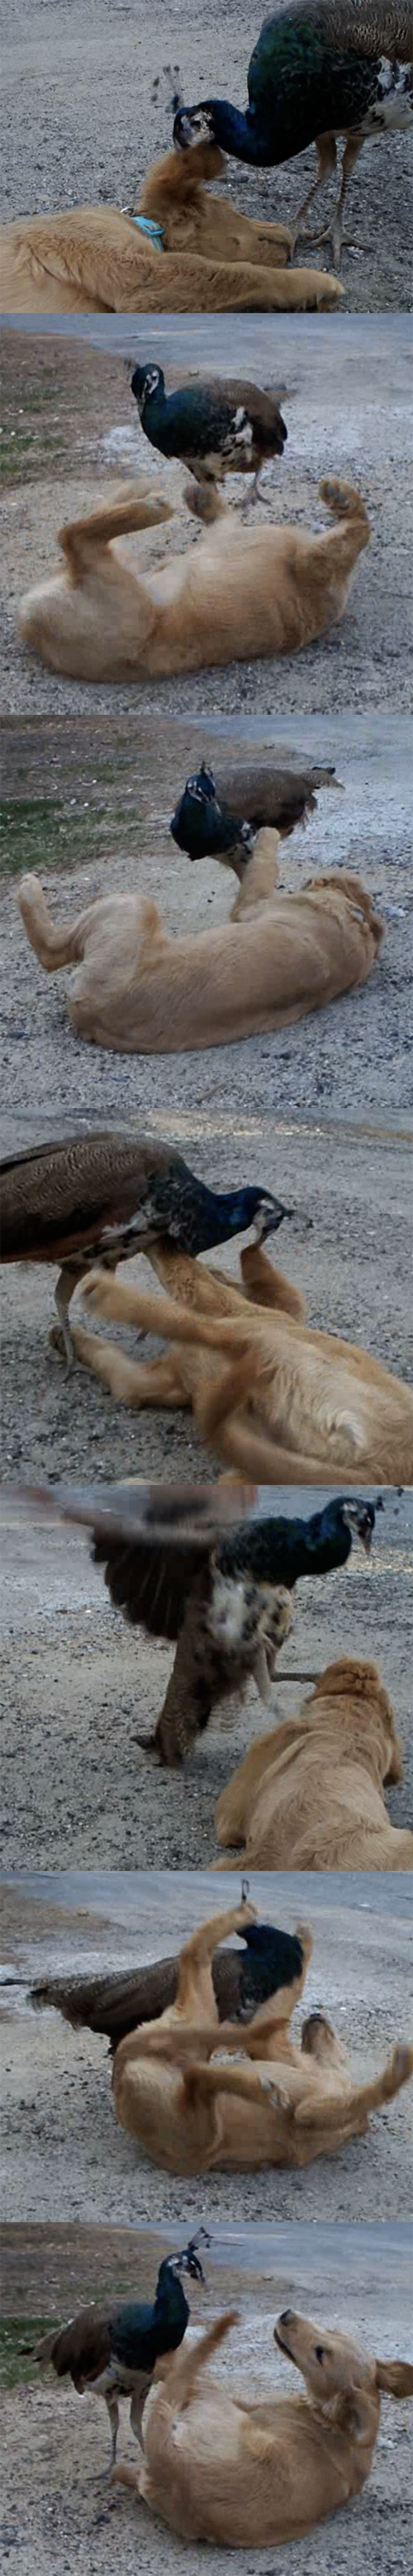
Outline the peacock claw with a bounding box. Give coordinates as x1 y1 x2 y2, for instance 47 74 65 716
135 1728 163 1762
48 1321 74 1367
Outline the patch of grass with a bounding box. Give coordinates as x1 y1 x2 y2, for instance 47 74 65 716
0 793 140 877
0 2319 54 2388
0 427 65 482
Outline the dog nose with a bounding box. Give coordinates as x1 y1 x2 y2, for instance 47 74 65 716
278 2309 294 2327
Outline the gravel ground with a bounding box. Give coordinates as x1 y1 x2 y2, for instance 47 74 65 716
1 1486 411 1869
2 316 412 726
1 0 412 312
1 2220 412 2576
1 367 412 1486
1 1869 412 2229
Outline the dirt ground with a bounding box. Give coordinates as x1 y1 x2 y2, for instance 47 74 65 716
2 317 412 729
1 0 412 312
0 2221 412 2576
1 1485 411 1868
1 1869 412 2230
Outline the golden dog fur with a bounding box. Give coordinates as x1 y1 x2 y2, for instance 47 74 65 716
111 1896 413 2176
216 1655 413 1871
17 828 382 1055
64 1238 413 1487
17 474 370 683
112 2306 413 2545
0 140 343 312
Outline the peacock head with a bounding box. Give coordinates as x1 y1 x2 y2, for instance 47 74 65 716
173 102 218 150
170 2227 210 2284
341 1499 376 1555
236 1921 306 2017
241 1188 293 1242
131 364 164 415
170 766 255 862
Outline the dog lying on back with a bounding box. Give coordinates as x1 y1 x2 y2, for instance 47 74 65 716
66 1237 413 1488
216 1656 413 1871
18 474 370 686
112 2305 413 2546
17 836 382 1056
111 1894 413 2175
0 140 342 313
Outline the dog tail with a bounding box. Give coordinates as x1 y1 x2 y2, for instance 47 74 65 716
17 874 84 970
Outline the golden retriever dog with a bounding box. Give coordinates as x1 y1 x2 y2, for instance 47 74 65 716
65 1237 413 1488
215 1656 413 1872
111 1895 413 2176
0 140 343 313
112 2306 413 2545
17 828 382 1055
18 473 370 683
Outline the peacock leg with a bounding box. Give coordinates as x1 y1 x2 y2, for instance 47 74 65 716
130 2383 148 2449
105 2391 120 2468
49 1263 83 1365
242 465 267 510
298 135 368 269
289 134 338 253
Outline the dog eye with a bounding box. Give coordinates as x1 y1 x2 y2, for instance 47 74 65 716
316 2345 325 2364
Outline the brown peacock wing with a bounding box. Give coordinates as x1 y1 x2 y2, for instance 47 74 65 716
9 1478 254 1643
37 2307 112 2383
30 1949 246 2044
0 1130 177 1262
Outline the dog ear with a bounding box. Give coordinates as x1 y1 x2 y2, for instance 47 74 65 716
376 2359 413 2399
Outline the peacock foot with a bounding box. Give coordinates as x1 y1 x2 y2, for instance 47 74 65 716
48 1321 74 1367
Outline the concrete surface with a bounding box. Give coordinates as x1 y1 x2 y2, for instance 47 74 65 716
1 0 412 311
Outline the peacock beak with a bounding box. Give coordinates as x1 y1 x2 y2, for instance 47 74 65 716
359 1524 373 1555
256 1202 292 1241
173 102 214 147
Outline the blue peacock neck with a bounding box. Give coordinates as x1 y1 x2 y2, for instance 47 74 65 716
205 99 274 164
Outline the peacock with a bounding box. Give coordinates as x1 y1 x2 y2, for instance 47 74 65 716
30 1917 307 2051
173 4 413 267
21 2234 208 2468
130 361 287 499
170 755 342 868
0 1128 287 1363
14 1483 377 1767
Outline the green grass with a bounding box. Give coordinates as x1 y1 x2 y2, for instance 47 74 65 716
0 2319 54 2388
0 428 64 481
0 793 141 878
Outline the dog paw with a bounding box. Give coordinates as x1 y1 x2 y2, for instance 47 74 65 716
236 1896 258 1930
392 2043 413 2084
314 276 343 307
260 2074 289 2111
80 1269 113 1316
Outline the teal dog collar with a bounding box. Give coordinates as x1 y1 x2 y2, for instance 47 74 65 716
130 214 164 249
